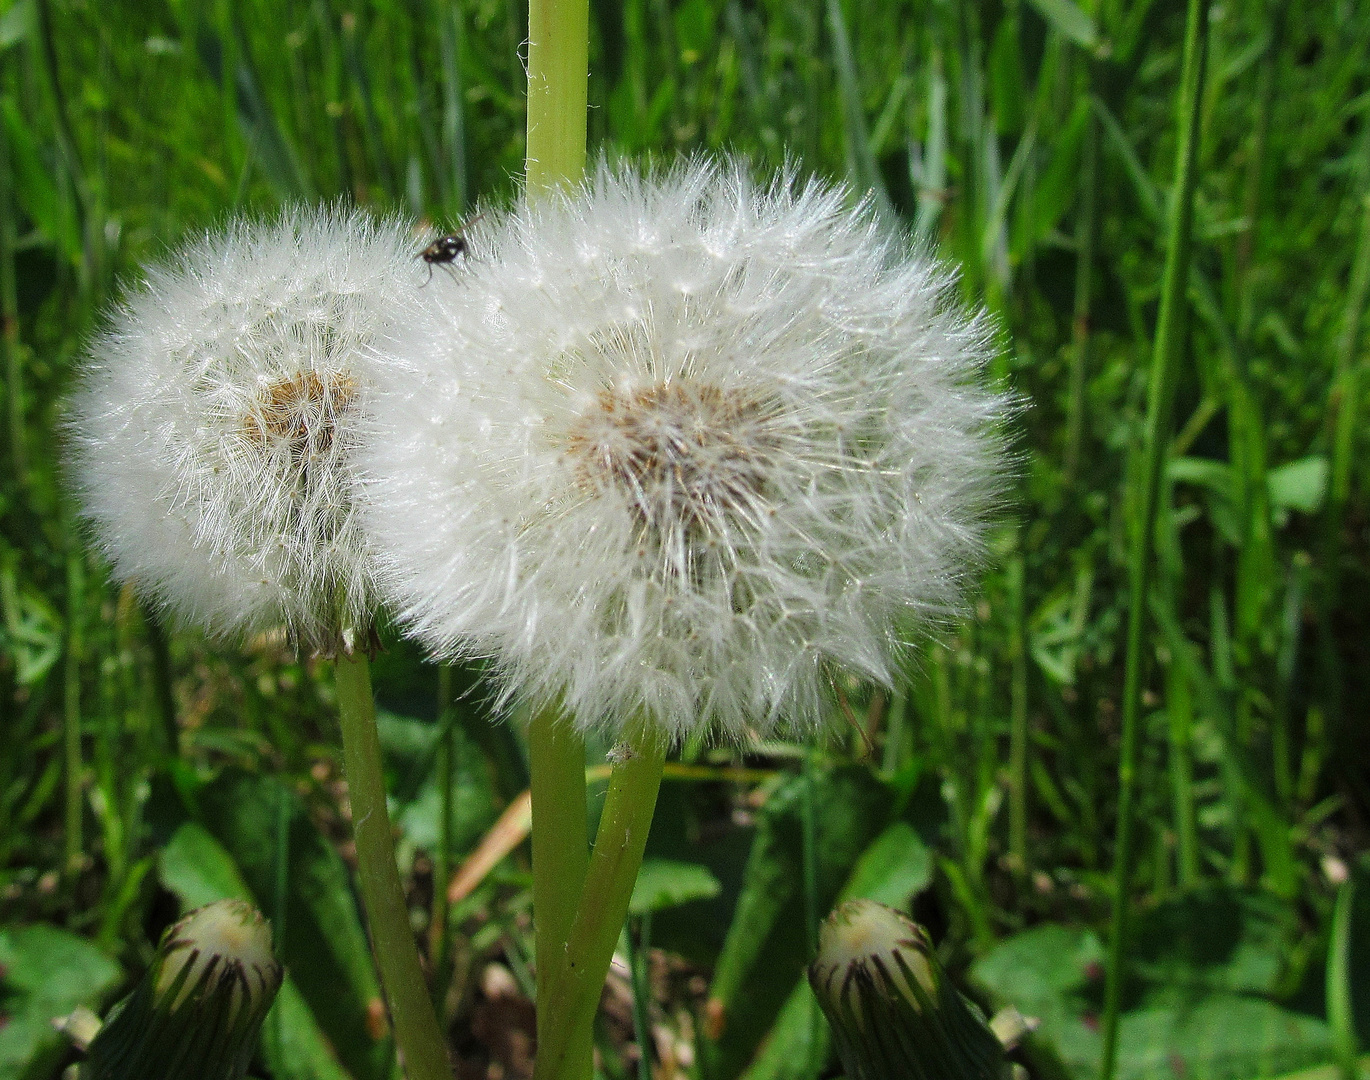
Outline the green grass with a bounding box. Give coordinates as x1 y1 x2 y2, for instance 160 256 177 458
0 1 1367 1079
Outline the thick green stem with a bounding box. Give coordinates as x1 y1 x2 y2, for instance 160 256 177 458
525 0 589 197
528 706 591 1077
522 3 595 1073
1099 1 1208 1075
533 737 666 1080
1328 878 1361 1080
335 654 452 1080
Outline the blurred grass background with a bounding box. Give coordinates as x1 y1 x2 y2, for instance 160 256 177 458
0 0 1368 1079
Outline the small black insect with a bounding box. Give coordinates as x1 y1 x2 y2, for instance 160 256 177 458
418 215 484 285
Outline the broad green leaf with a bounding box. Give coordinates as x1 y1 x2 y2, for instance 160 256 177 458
737 982 829 1080
0 924 122 1080
160 821 253 905
1267 457 1328 516
1026 0 1100 51
259 981 355 1080
1166 996 1332 1079
378 709 500 852
630 859 723 915
973 922 1334 1080
703 766 890 1080
1130 889 1296 1001
837 820 933 907
0 0 34 49
729 819 934 1080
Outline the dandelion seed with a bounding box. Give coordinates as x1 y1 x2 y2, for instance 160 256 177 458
69 207 426 652
359 160 1009 742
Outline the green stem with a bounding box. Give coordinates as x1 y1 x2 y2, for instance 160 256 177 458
522 2 594 1072
143 606 179 759
1328 878 1361 1080
525 0 590 197
335 653 452 1080
1063 84 1098 487
1007 554 1029 875
528 705 590 1077
1166 652 1199 889
430 664 459 1017
64 553 84 877
623 916 654 1080
1099 1 1209 1074
533 737 666 1080
801 753 820 958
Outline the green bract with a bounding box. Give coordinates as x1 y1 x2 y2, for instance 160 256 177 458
84 900 282 1080
808 900 1007 1080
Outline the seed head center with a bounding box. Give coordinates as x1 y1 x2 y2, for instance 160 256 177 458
564 380 778 536
243 370 357 468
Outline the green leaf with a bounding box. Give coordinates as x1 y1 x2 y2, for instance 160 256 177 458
703 766 890 1080
1 97 80 261
0 0 34 49
1166 996 1333 1079
837 821 933 907
1016 96 1090 257
1130 889 1296 1001
1026 0 1100 51
630 859 723 915
160 821 253 906
1168 457 1233 499
973 922 1335 1080
1267 457 1328 516
0 924 122 1080
259 982 355 1080
737 982 830 1080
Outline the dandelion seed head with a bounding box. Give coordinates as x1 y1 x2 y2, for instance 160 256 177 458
360 160 1010 741
69 207 425 651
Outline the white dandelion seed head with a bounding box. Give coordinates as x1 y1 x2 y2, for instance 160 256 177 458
359 159 1009 742
68 206 428 652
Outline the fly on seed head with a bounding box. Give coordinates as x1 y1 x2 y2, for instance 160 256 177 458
418 214 485 286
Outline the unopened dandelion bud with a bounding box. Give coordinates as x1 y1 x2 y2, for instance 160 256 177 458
85 900 283 1080
808 900 1007 1080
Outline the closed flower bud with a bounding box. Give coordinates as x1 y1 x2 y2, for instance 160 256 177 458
808 900 1007 1080
85 900 283 1080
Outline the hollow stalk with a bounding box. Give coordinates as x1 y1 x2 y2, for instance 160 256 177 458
528 707 590 1076
335 653 452 1080
532 736 666 1080
522 2 595 1076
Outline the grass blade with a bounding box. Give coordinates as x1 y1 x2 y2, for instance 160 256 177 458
1098 0 1210 1073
